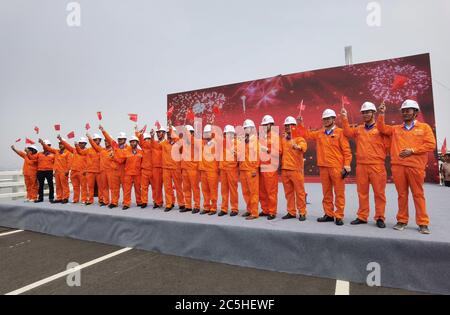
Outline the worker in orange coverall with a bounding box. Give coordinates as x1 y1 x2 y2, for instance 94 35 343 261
11 144 38 202
297 109 352 226
219 125 239 217
341 102 389 229
377 100 436 234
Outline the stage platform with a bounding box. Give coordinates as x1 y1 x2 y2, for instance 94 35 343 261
1 183 449 294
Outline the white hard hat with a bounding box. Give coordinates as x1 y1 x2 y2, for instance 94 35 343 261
360 102 377 112
186 125 194 132
284 116 297 125
156 126 166 132
143 133 151 139
401 99 420 111
261 115 275 126
28 145 38 151
166 126 177 134
203 124 212 133
92 133 102 140
243 119 256 129
78 137 87 143
43 139 52 146
129 136 139 142
322 109 337 119
224 125 236 134
117 132 127 139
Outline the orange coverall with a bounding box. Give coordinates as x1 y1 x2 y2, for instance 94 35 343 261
280 136 308 216
377 116 436 226
151 138 164 206
259 130 281 216
61 139 88 203
136 132 153 205
342 117 388 222
89 140 114 205
17 151 38 200
219 137 239 213
181 135 200 210
42 143 72 201
115 148 143 207
238 135 260 217
76 138 102 204
300 126 352 220
199 138 220 213
161 138 184 208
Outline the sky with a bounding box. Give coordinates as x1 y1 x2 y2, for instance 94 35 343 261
1 0 449 170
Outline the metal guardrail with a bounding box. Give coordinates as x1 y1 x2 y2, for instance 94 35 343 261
0 170 49 200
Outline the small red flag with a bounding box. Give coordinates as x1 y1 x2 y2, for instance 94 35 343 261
441 138 447 156
25 138 35 145
15 138 21 143
67 131 75 139
392 75 408 91
298 99 306 116
155 120 161 130
128 113 138 122
85 123 91 130
97 111 103 120
34 126 39 134
140 124 147 134
54 124 61 131
186 108 195 121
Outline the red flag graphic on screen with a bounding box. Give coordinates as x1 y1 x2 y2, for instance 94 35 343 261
54 124 61 131
155 120 161 130
85 123 91 130
25 138 35 145
34 126 39 134
341 96 351 108
167 106 174 118
128 113 138 122
392 75 408 91
213 104 221 115
97 111 103 120
442 138 447 156
15 138 21 143
67 131 75 139
186 108 195 121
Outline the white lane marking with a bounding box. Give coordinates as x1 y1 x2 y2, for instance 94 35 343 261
335 280 350 295
0 230 24 237
5 247 133 295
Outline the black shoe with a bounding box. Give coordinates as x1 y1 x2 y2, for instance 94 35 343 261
208 211 217 216
85 202 92 206
34 200 43 203
178 205 186 211
218 211 227 217
108 204 118 209
282 213 296 220
335 218 344 226
122 206 130 210
267 215 276 220
376 219 386 229
141 203 148 209
418 225 430 235
192 208 200 214
164 207 173 212
49 200 57 204
230 211 238 217
99 202 106 207
53 200 62 203
153 204 160 209
61 199 69 204
351 218 367 225
180 208 191 213
242 212 251 217
259 211 269 217
200 210 209 215
299 215 306 222
317 215 334 223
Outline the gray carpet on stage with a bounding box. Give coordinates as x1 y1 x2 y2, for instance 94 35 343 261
1 183 449 294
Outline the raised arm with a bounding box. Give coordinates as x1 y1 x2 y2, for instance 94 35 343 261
376 104 393 136
59 136 76 154
11 145 26 159
88 135 103 152
341 110 357 138
39 139 58 154
340 133 353 169
99 125 118 147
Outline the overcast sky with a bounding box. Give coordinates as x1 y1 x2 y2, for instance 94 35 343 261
1 0 449 170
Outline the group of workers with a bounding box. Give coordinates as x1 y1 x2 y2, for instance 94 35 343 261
11 99 437 234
